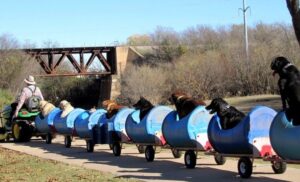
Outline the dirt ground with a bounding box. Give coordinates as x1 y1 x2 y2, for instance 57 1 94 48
1 95 299 182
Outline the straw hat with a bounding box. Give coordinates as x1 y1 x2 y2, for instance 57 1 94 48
59 100 74 118
24 75 36 85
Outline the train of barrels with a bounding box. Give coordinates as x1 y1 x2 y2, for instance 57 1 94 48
34 99 299 179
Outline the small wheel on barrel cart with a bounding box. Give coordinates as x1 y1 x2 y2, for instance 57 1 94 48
64 136 72 148
184 150 196 169
145 145 155 162
214 154 226 165
86 140 95 153
272 161 287 174
171 148 182 158
45 133 52 144
112 142 121 156
238 157 253 178
136 145 145 153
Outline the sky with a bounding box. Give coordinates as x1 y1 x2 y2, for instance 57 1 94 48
0 0 292 48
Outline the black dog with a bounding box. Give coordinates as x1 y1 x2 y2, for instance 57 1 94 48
132 96 154 120
271 56 300 125
206 98 245 130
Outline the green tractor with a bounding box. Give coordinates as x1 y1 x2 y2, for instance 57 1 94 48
0 105 39 142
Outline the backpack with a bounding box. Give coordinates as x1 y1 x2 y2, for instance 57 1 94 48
24 86 42 112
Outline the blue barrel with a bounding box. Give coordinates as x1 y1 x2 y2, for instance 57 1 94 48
107 108 135 142
92 112 111 144
125 106 173 144
270 111 300 160
162 106 213 149
208 106 276 156
53 108 86 135
35 108 61 134
74 109 106 139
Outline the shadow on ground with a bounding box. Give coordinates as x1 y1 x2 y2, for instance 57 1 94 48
11 139 289 182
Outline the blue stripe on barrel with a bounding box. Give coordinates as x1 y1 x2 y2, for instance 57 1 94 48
125 106 173 144
53 108 86 135
162 106 212 149
106 108 135 142
74 109 106 139
35 108 61 133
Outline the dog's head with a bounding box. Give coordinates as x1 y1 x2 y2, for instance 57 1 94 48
206 98 230 114
39 100 55 116
59 100 74 118
133 96 153 110
39 100 49 110
271 56 292 76
102 99 123 111
168 91 189 104
59 100 71 110
102 100 116 110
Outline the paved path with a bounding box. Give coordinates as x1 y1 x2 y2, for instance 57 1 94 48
1 136 299 182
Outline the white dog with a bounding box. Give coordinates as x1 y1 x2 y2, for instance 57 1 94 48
59 100 74 118
39 100 55 117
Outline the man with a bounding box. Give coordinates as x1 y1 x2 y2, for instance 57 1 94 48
11 75 44 119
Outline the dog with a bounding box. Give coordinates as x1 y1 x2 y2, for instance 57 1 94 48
206 98 245 130
271 56 300 125
132 96 154 120
59 100 74 118
102 100 124 119
39 100 55 117
169 91 206 119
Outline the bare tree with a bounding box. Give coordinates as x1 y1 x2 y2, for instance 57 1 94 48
286 0 300 46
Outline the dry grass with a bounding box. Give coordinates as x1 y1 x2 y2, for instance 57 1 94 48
0 147 139 182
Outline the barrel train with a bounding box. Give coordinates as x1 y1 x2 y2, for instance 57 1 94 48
22 96 300 179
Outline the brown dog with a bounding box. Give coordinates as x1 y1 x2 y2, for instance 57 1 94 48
102 100 124 119
169 91 206 119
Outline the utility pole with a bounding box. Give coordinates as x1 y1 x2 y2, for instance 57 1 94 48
240 0 250 59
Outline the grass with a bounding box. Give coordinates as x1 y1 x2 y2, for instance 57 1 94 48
0 147 139 182
0 89 13 109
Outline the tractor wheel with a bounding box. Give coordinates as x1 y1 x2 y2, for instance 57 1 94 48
0 128 6 142
12 121 32 142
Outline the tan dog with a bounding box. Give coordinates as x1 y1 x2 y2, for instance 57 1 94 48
39 100 55 117
59 100 74 118
102 100 124 119
169 91 206 119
